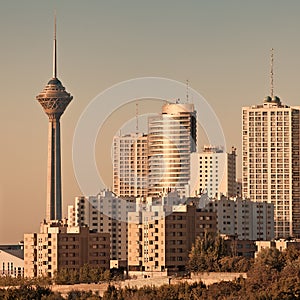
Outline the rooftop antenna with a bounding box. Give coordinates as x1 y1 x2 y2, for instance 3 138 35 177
53 11 57 78
270 48 274 97
186 79 189 103
135 101 139 133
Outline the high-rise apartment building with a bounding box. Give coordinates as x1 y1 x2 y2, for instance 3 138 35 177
113 133 148 198
148 103 197 197
242 96 300 238
188 146 237 198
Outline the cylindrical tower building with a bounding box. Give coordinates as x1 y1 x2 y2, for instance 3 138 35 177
148 103 196 197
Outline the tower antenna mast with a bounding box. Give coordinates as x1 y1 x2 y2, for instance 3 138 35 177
136 101 139 133
53 11 57 78
270 48 274 98
186 79 189 103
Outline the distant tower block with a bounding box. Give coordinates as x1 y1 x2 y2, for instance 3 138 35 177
36 16 73 221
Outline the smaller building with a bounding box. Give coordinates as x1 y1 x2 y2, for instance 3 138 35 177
128 194 217 273
113 133 148 198
24 221 110 278
0 245 24 277
198 195 274 241
188 146 237 198
68 191 135 265
255 239 300 257
223 235 256 258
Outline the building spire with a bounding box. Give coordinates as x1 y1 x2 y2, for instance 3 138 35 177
136 101 139 133
53 11 57 78
186 79 189 103
270 48 274 98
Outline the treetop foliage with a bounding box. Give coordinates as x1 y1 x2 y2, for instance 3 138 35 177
1 246 300 299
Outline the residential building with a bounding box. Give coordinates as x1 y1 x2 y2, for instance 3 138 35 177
235 178 242 197
199 195 274 241
188 146 237 198
24 221 110 278
113 133 148 198
68 190 135 264
242 96 300 238
255 239 300 257
128 195 216 273
0 245 24 277
222 235 256 258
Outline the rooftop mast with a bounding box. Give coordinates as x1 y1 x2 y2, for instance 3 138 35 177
186 79 189 103
270 48 274 98
136 101 139 133
53 12 57 78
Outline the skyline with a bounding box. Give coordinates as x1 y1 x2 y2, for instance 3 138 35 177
2 1 300 243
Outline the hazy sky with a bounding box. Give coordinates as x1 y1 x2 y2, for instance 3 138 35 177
1 0 300 243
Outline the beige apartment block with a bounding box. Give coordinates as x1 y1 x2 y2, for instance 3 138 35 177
198 195 274 241
113 133 148 198
255 239 300 257
24 221 110 278
242 96 300 238
128 197 216 273
68 191 135 264
188 146 237 198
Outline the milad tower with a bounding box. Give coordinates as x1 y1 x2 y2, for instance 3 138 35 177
36 17 73 221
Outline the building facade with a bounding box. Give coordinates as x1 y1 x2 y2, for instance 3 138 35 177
223 236 256 258
68 191 135 264
0 245 24 277
235 178 242 197
255 239 300 257
113 133 148 198
24 221 110 278
148 103 197 197
128 197 216 272
242 96 300 238
188 146 237 198
198 195 274 241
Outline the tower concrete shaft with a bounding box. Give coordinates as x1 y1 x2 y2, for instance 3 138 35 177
36 18 73 221
47 116 62 220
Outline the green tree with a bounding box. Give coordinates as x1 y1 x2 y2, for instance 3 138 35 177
1 284 54 300
219 256 253 272
79 264 91 283
255 247 285 272
103 284 120 300
54 268 72 285
282 246 300 265
187 231 227 272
